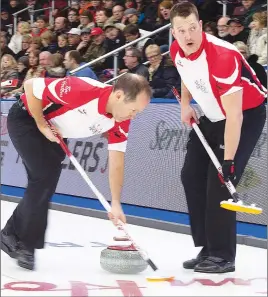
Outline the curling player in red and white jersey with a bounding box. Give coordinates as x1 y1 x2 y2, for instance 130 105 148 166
169 2 267 273
1 73 151 271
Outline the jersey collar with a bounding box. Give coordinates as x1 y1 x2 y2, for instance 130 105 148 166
98 86 113 118
177 32 206 61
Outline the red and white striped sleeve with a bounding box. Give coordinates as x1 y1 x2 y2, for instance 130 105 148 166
32 77 105 108
107 120 130 152
212 52 243 97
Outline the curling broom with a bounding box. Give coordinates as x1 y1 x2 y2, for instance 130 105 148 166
171 86 262 215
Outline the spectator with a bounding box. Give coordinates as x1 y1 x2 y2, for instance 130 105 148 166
121 47 149 79
217 16 230 39
30 22 40 37
67 28 82 50
122 8 147 29
56 34 69 55
67 8 80 28
39 51 52 68
1 35 15 57
145 44 181 98
0 54 18 96
8 21 30 54
88 0 102 16
79 0 94 15
102 0 114 16
135 0 146 13
233 41 267 88
40 30 57 53
70 0 80 10
16 35 32 59
153 0 172 48
45 53 66 78
64 50 98 79
247 11 267 65
54 17 69 37
1 8 13 32
35 15 50 37
77 28 91 56
109 5 125 23
83 27 106 75
123 24 154 61
95 8 110 28
17 56 30 88
103 23 126 69
225 18 249 44
8 50 45 95
78 10 95 30
28 36 42 52
203 21 218 36
125 0 137 9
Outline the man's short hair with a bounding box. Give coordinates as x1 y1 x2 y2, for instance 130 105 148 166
126 46 142 62
123 24 139 36
170 1 199 25
67 50 82 64
113 73 152 102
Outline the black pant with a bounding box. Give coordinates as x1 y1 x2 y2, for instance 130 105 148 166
181 104 266 262
3 103 66 249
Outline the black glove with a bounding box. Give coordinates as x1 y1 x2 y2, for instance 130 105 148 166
221 160 236 182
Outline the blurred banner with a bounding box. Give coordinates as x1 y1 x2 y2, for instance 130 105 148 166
1 100 267 225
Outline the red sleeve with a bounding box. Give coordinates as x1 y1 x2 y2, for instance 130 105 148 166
107 120 130 152
32 77 105 108
212 52 243 97
169 41 178 65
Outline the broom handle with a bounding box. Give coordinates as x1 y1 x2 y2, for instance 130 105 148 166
49 125 158 271
171 87 239 202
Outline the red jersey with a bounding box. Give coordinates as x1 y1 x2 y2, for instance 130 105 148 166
170 32 267 122
20 77 130 152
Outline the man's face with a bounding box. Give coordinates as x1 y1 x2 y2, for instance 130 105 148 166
68 33 80 45
124 32 138 42
111 90 150 122
63 53 72 69
39 54 51 67
112 6 124 21
103 0 113 9
96 11 108 23
54 18 65 30
80 16 90 26
228 21 243 36
68 11 78 22
105 27 118 40
92 34 105 45
1 11 9 21
123 50 138 68
9 0 17 8
171 13 203 56
0 37 6 49
81 32 90 42
217 17 229 37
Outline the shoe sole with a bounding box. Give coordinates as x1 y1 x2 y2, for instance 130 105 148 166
194 267 235 273
17 259 34 271
183 264 196 269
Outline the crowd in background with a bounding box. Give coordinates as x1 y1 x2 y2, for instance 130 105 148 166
1 0 267 99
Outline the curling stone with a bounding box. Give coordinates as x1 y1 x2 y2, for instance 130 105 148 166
100 244 148 274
